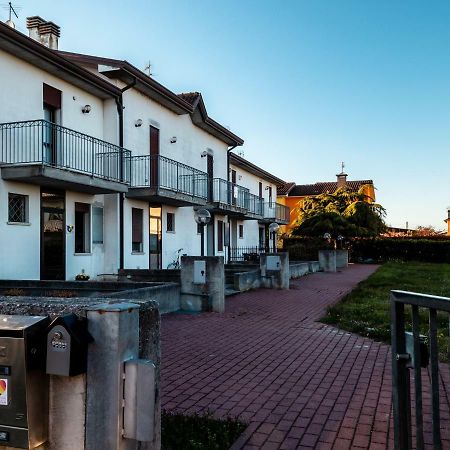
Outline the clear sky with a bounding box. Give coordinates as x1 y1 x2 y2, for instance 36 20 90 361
7 1 450 230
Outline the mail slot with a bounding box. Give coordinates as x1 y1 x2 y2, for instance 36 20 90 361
46 314 93 377
0 314 50 449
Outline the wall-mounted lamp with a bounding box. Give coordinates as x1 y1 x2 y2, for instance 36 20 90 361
135 119 143 127
238 175 243 181
265 185 271 190
170 136 177 144
66 225 74 233
81 105 91 114
201 151 208 158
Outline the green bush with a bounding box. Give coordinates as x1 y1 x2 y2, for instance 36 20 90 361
283 237 333 261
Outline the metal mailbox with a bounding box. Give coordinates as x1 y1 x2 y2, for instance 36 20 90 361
46 313 93 377
0 314 50 449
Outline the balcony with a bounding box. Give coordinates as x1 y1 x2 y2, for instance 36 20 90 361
0 120 130 194
207 178 249 216
127 154 208 206
244 192 264 219
261 202 290 224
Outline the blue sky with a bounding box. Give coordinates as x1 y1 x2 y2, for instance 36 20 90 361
9 1 450 229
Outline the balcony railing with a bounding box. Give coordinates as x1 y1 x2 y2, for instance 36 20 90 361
209 178 249 210
0 120 131 183
263 202 290 222
129 154 208 199
247 192 264 216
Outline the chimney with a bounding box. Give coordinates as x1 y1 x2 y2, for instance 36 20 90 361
336 171 347 188
26 16 60 50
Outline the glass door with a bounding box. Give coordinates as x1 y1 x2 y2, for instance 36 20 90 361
149 205 162 269
43 106 55 165
41 190 65 280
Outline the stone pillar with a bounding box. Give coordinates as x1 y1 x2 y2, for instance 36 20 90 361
336 249 349 268
318 250 337 272
180 256 225 312
260 252 290 289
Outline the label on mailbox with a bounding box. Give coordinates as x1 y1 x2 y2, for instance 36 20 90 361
0 379 8 406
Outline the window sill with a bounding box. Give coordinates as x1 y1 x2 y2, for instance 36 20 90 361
166 231 176 234
131 252 145 255
7 222 31 226
74 252 92 256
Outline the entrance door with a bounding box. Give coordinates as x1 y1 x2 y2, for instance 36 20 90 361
43 106 56 165
231 169 237 205
207 154 214 201
149 205 162 269
149 126 160 187
41 190 65 280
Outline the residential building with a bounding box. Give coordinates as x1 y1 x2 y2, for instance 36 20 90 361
277 171 375 235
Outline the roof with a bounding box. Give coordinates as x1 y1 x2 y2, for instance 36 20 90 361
288 180 374 197
229 153 285 185
58 52 244 147
277 182 296 196
0 22 121 99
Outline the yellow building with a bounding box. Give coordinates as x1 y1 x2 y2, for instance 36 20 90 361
277 172 376 235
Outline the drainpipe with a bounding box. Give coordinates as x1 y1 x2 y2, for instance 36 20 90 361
226 145 237 263
115 78 137 271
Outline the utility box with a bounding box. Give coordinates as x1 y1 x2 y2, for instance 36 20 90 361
193 260 206 284
0 315 50 449
46 314 93 377
266 255 281 271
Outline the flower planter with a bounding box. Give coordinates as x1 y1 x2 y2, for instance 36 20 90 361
318 250 337 273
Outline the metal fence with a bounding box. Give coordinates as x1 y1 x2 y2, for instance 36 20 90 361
228 245 272 262
263 201 290 222
391 290 450 449
210 178 249 209
129 154 208 199
0 119 131 182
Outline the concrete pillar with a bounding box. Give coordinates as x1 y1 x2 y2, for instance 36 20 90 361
260 252 290 289
180 256 225 312
336 249 349 268
318 250 337 272
86 302 140 450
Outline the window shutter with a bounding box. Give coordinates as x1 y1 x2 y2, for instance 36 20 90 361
259 182 263 198
218 220 223 251
43 83 62 109
132 208 143 243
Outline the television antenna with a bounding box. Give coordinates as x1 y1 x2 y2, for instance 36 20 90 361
143 60 153 77
237 148 245 157
1 2 20 21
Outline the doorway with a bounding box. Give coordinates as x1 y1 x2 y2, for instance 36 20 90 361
41 190 65 280
149 125 160 187
149 205 162 269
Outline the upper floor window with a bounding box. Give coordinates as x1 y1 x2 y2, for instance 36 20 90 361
8 193 28 223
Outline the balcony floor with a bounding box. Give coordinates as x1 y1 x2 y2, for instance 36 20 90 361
258 217 289 225
207 202 247 217
127 187 207 207
1 164 129 194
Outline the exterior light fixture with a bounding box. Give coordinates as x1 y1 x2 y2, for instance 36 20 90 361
269 222 280 253
323 232 331 240
135 119 143 127
170 136 177 143
194 208 211 256
81 105 91 114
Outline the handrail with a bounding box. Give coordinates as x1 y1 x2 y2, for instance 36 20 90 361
263 201 289 222
209 178 249 209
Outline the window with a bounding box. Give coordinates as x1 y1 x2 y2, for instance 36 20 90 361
166 212 175 233
8 193 28 223
197 223 202 235
75 203 91 253
132 208 144 253
259 182 263 198
239 224 244 239
92 207 104 244
268 186 273 204
217 220 224 251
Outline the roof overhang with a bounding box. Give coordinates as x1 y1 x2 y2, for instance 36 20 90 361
0 22 121 100
230 153 285 185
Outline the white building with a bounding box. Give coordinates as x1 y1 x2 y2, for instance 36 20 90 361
0 16 288 280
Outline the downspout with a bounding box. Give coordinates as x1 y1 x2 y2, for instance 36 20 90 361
226 145 237 263
116 77 137 271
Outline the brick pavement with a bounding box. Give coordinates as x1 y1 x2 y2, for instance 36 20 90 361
161 265 450 449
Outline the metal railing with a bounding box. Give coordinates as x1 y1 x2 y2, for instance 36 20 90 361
209 178 249 209
0 119 131 183
263 201 290 222
391 290 449 450
129 154 208 199
247 192 264 216
229 245 269 262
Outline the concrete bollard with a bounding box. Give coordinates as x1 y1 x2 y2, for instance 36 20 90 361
260 252 290 289
318 250 337 273
335 249 349 268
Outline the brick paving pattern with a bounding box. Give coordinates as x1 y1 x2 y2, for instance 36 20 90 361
161 265 450 449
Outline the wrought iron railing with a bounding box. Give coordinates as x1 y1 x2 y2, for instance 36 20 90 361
391 290 449 449
263 202 290 222
247 192 264 216
0 119 131 183
209 178 249 209
129 154 208 199
228 245 269 262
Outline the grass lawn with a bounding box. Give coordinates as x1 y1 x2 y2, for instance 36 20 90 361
161 411 247 450
321 262 450 359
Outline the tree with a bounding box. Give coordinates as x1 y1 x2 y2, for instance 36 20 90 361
291 186 386 239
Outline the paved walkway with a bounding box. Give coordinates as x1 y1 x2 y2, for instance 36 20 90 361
161 265 450 449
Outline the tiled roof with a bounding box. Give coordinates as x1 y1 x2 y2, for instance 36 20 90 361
289 180 373 197
277 182 296 196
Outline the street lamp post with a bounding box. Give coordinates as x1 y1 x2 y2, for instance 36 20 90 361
269 222 280 253
194 209 212 257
